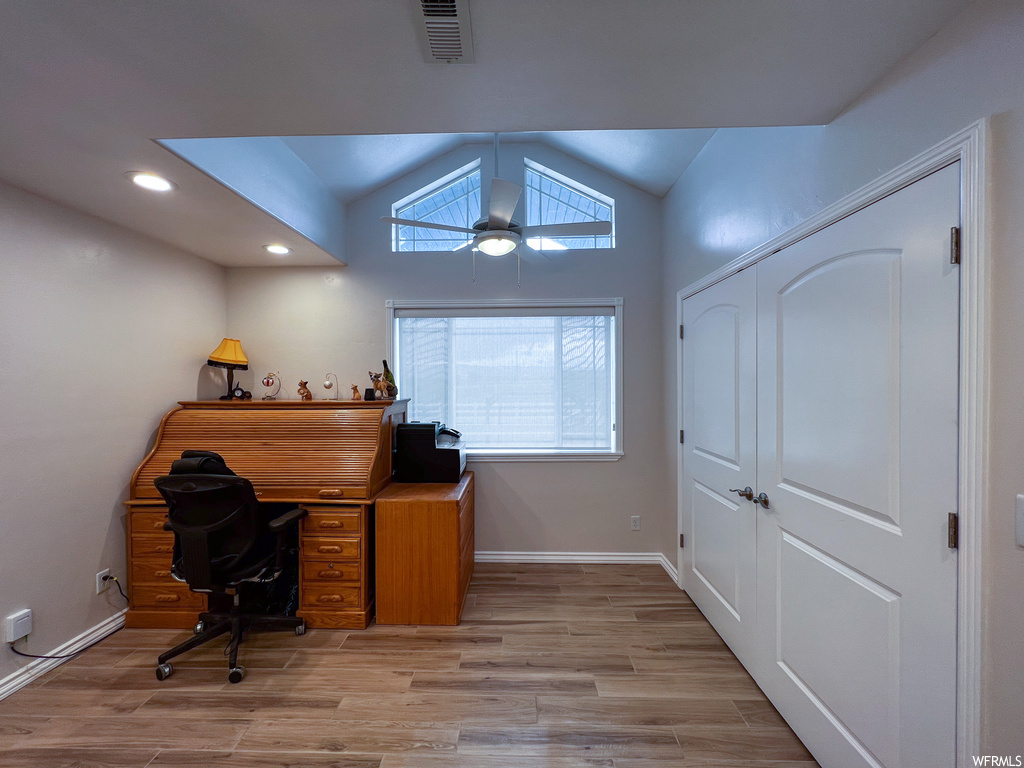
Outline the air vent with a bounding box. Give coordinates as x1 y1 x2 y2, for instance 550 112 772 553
413 0 474 63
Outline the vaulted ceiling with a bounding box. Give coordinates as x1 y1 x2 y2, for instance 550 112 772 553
0 0 971 266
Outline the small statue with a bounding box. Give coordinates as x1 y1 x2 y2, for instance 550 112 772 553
369 371 389 400
382 359 398 398
350 384 362 400
297 380 312 400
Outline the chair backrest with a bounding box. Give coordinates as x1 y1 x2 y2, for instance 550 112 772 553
154 451 270 591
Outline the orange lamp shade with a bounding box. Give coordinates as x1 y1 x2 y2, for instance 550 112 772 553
207 338 248 370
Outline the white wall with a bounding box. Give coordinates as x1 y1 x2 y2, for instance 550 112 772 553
0 181 226 682
227 141 672 556
661 0 1024 750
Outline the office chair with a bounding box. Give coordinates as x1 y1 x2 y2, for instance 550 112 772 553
152 450 307 683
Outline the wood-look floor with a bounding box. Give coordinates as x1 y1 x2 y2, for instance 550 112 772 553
0 563 819 767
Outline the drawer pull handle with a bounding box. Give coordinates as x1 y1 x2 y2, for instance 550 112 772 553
155 594 180 603
152 521 166 529
154 570 170 578
319 521 342 528
317 594 343 603
318 570 343 579
317 546 343 554
154 546 172 554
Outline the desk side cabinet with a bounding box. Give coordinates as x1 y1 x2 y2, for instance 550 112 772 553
375 472 474 625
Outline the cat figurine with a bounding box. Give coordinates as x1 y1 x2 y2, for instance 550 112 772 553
297 380 312 400
369 371 389 400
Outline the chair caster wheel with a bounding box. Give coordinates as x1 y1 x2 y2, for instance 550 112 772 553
194 621 205 635
155 663 173 681
295 622 306 636
228 666 245 684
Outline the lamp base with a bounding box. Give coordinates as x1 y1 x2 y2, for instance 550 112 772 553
219 368 236 400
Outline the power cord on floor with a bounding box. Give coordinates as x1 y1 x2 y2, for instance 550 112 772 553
6 573 130 660
8 643 87 660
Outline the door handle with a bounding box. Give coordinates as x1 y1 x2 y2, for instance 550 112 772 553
729 486 754 501
754 492 770 509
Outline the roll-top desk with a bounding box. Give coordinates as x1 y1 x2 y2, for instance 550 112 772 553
124 399 408 629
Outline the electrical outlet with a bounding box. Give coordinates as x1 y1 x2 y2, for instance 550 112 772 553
96 569 110 595
5 609 32 643
630 515 641 531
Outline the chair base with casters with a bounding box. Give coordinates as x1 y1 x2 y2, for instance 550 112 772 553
154 591 306 683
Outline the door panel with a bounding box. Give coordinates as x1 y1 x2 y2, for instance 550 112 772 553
681 267 757 661
755 163 960 768
777 250 901 528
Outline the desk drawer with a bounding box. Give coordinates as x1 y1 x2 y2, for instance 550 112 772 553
302 512 361 535
132 538 176 558
132 512 171 536
301 561 360 583
131 554 175 585
301 584 361 608
132 584 205 610
301 537 360 560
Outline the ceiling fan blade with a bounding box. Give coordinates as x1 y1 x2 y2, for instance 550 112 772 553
381 216 477 235
518 221 612 238
488 178 522 230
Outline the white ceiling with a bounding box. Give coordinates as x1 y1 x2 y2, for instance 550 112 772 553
0 0 972 266
280 129 720 202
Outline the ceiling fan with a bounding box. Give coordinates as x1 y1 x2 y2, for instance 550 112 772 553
381 136 613 279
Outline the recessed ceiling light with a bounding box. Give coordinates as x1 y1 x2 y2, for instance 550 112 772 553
129 172 174 192
264 244 291 255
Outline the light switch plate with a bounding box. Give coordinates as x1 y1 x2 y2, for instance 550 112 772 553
1016 495 1024 548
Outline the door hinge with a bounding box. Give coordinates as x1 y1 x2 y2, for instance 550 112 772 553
680 533 685 548
679 429 684 444
948 512 959 549
950 226 961 265
679 324 684 340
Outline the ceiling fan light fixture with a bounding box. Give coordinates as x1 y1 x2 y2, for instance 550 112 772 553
476 231 519 257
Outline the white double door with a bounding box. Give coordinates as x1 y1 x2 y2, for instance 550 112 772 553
681 163 960 768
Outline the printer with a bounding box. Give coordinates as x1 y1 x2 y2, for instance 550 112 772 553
393 422 467 483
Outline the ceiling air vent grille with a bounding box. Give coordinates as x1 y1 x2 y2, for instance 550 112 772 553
414 0 474 63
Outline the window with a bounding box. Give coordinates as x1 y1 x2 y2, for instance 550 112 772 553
389 299 623 460
392 160 481 252
524 159 614 250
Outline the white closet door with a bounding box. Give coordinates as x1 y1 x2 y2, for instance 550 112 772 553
681 266 758 662
754 163 960 768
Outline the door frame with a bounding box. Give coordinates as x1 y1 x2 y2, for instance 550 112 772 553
675 119 988 765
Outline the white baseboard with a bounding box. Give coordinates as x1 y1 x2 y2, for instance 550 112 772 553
0 609 126 701
475 551 678 582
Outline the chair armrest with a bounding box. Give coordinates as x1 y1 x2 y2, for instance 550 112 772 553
268 507 308 533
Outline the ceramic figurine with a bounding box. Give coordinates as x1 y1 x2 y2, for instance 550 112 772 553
297 380 312 400
369 371 389 400
350 384 362 400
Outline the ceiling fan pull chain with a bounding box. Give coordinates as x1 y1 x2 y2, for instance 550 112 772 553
517 250 521 289
472 250 476 283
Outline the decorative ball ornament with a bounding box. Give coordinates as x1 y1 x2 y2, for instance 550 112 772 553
323 372 339 400
261 371 282 400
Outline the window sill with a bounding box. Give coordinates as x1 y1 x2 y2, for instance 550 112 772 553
467 450 624 463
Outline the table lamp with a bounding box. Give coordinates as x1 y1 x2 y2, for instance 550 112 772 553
207 338 249 400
